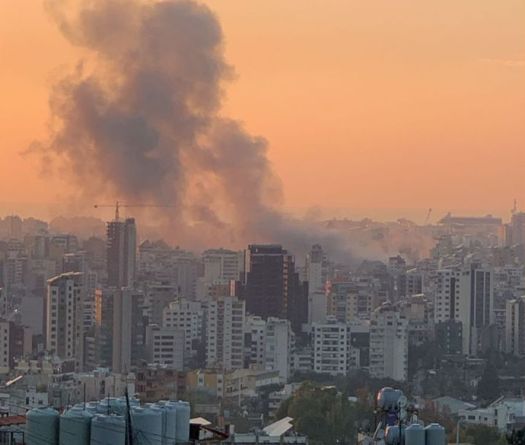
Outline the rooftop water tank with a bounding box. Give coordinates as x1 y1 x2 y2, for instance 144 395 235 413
26 407 59 445
425 423 446 445
385 425 401 445
60 407 93 445
132 406 163 445
405 423 425 445
114 396 140 415
377 388 403 411
170 401 190 443
154 402 177 445
84 402 100 414
90 415 125 445
95 398 125 415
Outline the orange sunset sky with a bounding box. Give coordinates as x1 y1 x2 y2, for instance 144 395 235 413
1 0 524 222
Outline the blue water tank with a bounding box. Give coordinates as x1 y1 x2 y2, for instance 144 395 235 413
385 425 401 445
26 407 60 445
60 407 93 445
114 396 140 415
405 423 425 445
84 402 100 414
377 388 402 411
132 407 163 445
425 423 446 445
169 401 190 443
154 402 177 445
90 415 125 445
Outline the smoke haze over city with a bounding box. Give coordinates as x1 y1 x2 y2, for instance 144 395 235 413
1 2 525 444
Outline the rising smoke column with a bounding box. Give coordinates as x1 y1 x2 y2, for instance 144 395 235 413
37 0 356 258
39 0 284 244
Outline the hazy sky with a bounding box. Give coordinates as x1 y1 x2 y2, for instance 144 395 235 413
1 0 524 221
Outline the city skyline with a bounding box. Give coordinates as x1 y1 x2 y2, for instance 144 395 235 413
2 2 525 444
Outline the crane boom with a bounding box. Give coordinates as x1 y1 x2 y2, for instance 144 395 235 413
94 201 173 221
424 208 432 225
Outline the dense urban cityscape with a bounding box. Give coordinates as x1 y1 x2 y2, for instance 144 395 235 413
2 0 524 443
0 210 522 443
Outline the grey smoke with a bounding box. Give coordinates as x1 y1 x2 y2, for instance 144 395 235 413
37 0 356 260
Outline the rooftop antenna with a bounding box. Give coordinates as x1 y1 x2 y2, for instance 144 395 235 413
512 199 518 215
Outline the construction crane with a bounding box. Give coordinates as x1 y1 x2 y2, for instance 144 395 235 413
94 201 173 221
424 208 432 225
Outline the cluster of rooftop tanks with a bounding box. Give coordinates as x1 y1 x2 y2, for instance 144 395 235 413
383 423 446 445
374 388 446 445
25 398 191 445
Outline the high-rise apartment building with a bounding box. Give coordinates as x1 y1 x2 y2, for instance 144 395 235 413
506 212 525 246
505 296 525 357
459 264 494 356
0 320 32 374
434 265 494 356
46 272 84 370
202 249 243 284
107 218 137 288
265 318 294 381
146 324 185 371
163 299 204 365
95 287 145 373
305 244 328 325
244 245 306 333
388 255 407 301
369 304 408 381
244 315 266 369
205 297 245 370
434 269 462 323
312 317 349 376
327 281 355 323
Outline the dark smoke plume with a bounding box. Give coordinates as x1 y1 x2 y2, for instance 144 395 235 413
36 0 357 259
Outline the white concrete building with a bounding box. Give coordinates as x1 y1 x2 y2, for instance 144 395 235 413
459 397 525 431
46 272 84 371
312 317 349 376
292 347 313 374
245 316 266 369
146 325 185 371
202 249 244 284
458 264 494 356
265 318 294 382
163 298 204 362
434 265 494 356
434 269 462 323
369 304 408 381
206 297 245 370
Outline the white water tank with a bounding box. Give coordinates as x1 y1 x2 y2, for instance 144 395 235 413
60 407 93 445
405 423 425 445
425 423 446 445
90 415 125 445
26 407 59 445
132 406 163 445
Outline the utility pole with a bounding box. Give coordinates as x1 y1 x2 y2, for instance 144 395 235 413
125 387 134 445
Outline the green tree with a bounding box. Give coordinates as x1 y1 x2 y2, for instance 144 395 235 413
462 424 503 445
277 382 366 445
